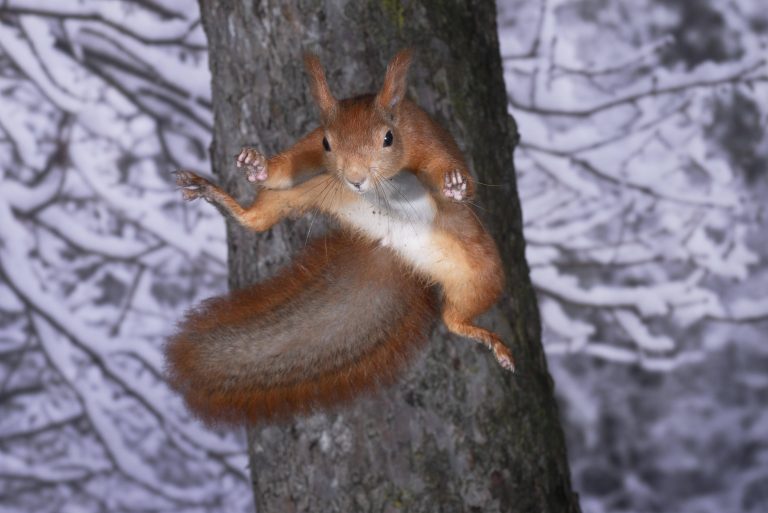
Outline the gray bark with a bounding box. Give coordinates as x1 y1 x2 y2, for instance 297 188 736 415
197 1 580 511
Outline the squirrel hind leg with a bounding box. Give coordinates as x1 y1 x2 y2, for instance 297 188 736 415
442 310 515 373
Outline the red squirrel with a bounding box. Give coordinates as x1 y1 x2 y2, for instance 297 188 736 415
167 50 513 425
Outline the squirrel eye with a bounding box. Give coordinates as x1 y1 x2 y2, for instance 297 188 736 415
322 137 331 152
383 130 393 147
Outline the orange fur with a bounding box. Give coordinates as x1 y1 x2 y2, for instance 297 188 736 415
166 231 437 425
170 50 513 425
264 128 326 189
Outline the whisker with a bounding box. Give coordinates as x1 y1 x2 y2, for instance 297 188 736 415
460 198 488 213
304 186 329 245
371 171 391 241
304 176 337 246
295 174 334 200
458 200 485 225
378 173 420 231
375 171 420 237
472 179 506 188
375 170 419 217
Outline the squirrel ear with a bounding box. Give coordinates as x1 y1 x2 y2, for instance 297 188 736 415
304 53 338 123
376 49 413 114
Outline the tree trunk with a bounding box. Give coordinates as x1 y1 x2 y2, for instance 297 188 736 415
197 1 580 511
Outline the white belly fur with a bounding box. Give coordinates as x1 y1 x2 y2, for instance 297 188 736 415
335 173 441 272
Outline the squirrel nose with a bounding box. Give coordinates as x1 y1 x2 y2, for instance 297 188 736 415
347 178 365 190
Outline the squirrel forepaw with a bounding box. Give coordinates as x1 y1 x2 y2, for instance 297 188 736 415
235 147 268 183
442 169 468 201
174 170 213 202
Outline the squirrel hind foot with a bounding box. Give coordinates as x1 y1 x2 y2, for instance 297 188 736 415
492 343 516 373
442 314 516 372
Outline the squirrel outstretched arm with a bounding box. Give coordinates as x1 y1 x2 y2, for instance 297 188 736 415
169 50 512 425
237 127 326 189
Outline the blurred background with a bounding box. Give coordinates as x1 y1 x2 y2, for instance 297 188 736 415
0 1 765 512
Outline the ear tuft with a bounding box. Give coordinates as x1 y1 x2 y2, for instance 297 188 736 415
304 53 338 123
376 49 413 113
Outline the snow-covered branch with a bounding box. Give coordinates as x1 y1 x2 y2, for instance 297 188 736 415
501 0 767 367
0 2 243 511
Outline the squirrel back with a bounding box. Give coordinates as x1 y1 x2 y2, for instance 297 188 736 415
165 229 437 425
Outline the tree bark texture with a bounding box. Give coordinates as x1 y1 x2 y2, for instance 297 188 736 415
197 1 581 512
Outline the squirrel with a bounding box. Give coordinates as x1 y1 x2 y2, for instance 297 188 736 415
167 49 513 425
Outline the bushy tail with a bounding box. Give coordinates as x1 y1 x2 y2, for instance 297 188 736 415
165 230 437 425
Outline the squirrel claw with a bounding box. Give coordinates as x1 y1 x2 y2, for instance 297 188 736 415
174 170 211 201
443 169 468 201
236 147 268 183
493 345 516 373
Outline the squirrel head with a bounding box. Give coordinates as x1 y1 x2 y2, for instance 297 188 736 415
304 50 413 194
